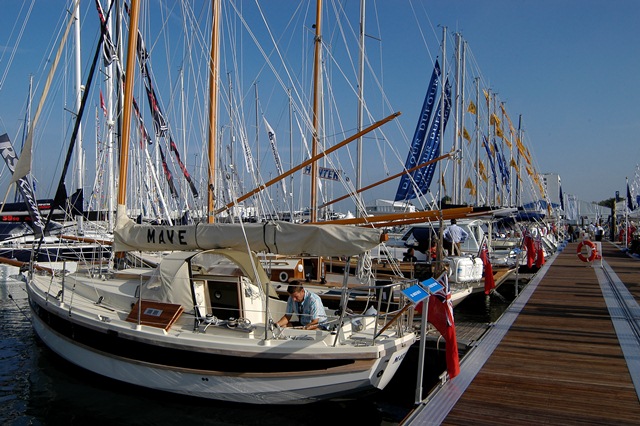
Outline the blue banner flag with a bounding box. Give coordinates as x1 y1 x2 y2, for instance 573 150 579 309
395 61 441 201
416 80 452 197
483 136 498 186
627 182 634 211
493 139 510 193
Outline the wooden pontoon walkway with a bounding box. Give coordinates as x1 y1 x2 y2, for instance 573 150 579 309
403 241 640 425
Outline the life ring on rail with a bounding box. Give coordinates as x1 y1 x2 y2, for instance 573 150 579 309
278 271 289 282
577 240 597 262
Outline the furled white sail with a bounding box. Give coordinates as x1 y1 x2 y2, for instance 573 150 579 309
114 205 382 256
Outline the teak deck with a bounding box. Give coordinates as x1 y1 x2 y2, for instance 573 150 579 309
405 241 640 425
126 300 184 331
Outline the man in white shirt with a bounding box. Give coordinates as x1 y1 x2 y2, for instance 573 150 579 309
443 219 469 256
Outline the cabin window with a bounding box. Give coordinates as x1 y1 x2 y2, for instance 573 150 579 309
207 279 241 320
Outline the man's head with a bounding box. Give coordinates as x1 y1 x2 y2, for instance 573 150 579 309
451 219 457 225
287 281 305 302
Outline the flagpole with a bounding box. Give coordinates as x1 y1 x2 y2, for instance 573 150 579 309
414 296 428 404
438 26 446 208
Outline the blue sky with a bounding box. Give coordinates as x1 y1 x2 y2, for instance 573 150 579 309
0 1 639 214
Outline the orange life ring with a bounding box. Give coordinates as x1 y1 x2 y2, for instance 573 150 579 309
577 240 597 262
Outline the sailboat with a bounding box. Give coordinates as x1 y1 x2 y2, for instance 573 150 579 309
25 0 416 405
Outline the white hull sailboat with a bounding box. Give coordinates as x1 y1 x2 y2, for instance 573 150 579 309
28 242 415 404
27 208 416 404
25 0 418 405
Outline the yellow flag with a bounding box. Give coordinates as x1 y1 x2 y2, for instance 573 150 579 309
467 101 477 115
504 135 512 150
509 158 520 174
490 113 501 126
495 126 504 138
464 177 476 196
526 165 533 176
479 161 488 182
516 137 527 156
463 127 471 142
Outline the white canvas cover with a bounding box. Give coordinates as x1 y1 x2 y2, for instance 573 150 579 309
141 249 275 307
114 205 382 256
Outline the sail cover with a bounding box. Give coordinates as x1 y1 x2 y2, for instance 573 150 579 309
114 205 382 256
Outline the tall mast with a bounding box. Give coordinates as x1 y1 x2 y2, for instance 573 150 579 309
516 114 522 207
288 88 294 219
207 0 221 223
15 76 33 203
474 77 480 206
74 2 84 233
310 0 323 223
452 32 461 204
117 0 140 206
356 0 365 217
106 0 115 232
485 89 491 205
459 39 466 203
437 26 446 207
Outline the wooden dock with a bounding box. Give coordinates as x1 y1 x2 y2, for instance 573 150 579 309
403 241 640 425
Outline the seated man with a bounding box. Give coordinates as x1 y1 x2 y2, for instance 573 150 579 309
276 281 327 330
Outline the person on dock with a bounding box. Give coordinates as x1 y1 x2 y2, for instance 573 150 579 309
568 224 575 242
403 247 418 262
595 223 604 241
443 219 468 256
276 281 327 330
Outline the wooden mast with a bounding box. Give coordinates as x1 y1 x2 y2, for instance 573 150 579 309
117 0 140 206
214 112 400 216
207 0 221 223
310 0 323 223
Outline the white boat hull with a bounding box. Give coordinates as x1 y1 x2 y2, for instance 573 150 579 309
27 249 416 405
31 310 410 404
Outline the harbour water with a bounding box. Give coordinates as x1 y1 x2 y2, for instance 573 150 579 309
0 277 522 426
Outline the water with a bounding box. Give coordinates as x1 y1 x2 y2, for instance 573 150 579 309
0 278 520 425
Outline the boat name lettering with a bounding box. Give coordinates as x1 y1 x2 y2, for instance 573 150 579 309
146 229 188 245
393 352 406 363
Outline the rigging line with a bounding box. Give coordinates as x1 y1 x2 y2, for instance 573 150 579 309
34 1 110 260
228 0 312 132
215 111 401 216
10 0 80 188
0 0 36 92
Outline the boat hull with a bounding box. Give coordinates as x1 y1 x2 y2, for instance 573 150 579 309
28 285 413 405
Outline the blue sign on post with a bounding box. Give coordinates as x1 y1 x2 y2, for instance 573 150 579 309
401 284 430 305
420 277 444 294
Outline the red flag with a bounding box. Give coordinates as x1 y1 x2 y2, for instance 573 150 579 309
480 241 495 295
524 233 536 268
426 274 460 379
99 90 107 117
535 239 545 268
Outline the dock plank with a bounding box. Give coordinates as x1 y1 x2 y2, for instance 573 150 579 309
407 241 640 425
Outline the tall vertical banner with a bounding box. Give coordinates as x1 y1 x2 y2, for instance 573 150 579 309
0 133 46 237
395 61 441 201
415 80 452 196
